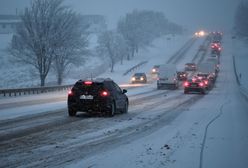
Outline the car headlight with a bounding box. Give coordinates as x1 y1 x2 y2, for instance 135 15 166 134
132 77 136 81
140 77 144 80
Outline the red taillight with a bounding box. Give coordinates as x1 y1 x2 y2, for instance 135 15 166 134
84 81 92 85
199 82 204 87
184 82 189 87
68 89 73 96
204 80 208 85
100 90 109 97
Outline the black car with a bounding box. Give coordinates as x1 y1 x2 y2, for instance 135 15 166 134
67 78 128 117
184 78 207 94
177 71 188 81
131 73 147 83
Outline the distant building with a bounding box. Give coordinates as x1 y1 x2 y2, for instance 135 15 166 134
0 15 21 34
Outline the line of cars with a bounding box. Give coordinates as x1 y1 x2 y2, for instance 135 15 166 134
183 32 222 94
67 32 223 117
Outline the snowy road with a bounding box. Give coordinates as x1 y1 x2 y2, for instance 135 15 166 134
0 35 247 168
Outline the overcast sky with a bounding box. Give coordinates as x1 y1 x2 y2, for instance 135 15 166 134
0 0 242 33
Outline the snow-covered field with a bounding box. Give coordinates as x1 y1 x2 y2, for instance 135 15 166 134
0 33 248 168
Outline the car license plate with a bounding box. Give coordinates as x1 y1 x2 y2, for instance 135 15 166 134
80 95 93 99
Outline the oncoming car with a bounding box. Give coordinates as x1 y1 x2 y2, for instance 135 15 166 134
185 63 197 71
67 78 129 117
151 65 160 74
131 73 147 83
177 71 188 81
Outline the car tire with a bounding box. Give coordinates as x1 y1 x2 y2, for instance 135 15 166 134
107 101 116 117
68 107 77 117
122 101 128 114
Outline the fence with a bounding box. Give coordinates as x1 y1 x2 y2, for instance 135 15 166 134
0 84 73 97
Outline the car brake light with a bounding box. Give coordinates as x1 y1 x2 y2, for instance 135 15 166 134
204 80 208 85
68 89 73 96
184 82 189 87
199 82 204 87
100 90 109 97
84 81 93 85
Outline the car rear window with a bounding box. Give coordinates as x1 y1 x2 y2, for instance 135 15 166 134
74 81 105 95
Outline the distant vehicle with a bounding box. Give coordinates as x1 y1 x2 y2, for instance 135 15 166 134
206 57 220 72
185 63 197 71
67 78 128 117
177 71 188 81
157 64 179 89
184 78 207 94
131 73 147 83
197 62 217 82
151 65 160 74
211 42 222 55
195 73 213 89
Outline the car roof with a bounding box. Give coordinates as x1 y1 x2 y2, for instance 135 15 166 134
77 78 113 83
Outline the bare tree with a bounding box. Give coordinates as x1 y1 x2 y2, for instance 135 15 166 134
52 13 89 85
117 10 183 60
97 31 127 72
9 0 87 86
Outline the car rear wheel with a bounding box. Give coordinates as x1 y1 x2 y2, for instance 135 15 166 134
122 101 128 114
107 102 116 117
68 107 77 117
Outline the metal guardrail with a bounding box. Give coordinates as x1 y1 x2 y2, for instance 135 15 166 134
123 61 148 76
0 84 73 97
0 61 148 97
232 55 241 85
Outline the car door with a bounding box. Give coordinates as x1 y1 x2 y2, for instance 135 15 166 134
112 82 126 109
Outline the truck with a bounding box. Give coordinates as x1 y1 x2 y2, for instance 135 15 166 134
157 64 179 89
206 57 220 73
197 62 217 82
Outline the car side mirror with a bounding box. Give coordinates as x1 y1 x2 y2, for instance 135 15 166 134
122 89 127 94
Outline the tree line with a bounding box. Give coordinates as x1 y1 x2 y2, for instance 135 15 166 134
9 0 183 86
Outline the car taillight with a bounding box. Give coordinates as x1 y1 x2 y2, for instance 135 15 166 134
100 90 109 97
204 80 208 85
84 81 93 85
68 89 73 96
199 82 204 87
184 82 189 87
